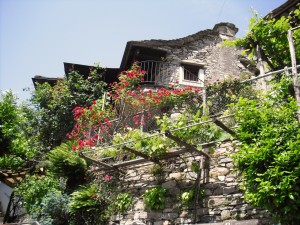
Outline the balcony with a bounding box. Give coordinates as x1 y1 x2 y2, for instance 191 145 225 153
137 60 203 87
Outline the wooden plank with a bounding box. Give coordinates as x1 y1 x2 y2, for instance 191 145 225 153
79 152 125 174
213 119 236 136
122 146 161 165
164 130 210 158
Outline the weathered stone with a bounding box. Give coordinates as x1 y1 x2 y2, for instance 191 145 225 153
131 220 146 225
196 208 209 216
153 221 164 225
225 177 235 182
179 210 189 218
133 201 144 211
218 175 226 181
205 189 212 196
175 218 192 224
210 167 230 177
162 180 177 189
219 157 233 163
223 186 236 195
161 213 178 220
207 197 227 208
221 209 231 220
169 172 183 180
134 212 162 220
226 163 234 168
214 187 224 195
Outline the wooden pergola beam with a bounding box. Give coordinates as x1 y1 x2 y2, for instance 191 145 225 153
122 146 161 165
164 130 210 158
213 119 236 136
79 152 125 174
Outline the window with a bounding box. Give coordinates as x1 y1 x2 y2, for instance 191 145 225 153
179 61 205 87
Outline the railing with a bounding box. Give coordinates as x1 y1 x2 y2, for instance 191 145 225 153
138 60 176 85
138 60 204 86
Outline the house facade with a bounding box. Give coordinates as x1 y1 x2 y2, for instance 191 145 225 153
120 22 254 90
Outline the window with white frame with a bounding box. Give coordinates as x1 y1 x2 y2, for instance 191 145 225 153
179 61 205 87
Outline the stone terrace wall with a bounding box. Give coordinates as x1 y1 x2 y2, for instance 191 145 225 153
109 141 270 225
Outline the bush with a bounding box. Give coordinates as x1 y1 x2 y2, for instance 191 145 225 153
68 184 111 225
143 187 166 210
231 76 300 224
31 191 69 225
16 175 60 214
48 141 87 189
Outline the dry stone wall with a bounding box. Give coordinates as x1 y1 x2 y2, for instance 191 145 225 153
138 23 254 87
109 141 270 225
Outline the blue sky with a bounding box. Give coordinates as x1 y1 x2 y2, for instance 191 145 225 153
0 0 286 102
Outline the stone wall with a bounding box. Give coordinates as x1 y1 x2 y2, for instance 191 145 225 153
109 141 270 225
135 23 254 87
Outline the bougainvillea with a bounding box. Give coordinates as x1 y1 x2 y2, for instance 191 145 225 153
69 63 203 152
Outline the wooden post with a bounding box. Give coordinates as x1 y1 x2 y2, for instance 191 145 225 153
102 91 107 110
288 28 300 122
256 45 267 92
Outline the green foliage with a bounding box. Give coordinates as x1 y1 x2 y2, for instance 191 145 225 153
206 78 258 115
31 191 70 225
16 175 61 214
180 188 205 209
0 91 39 171
32 65 106 149
68 183 111 225
231 75 300 224
113 128 174 157
180 190 194 208
143 187 166 210
48 141 87 189
150 164 164 175
114 193 133 213
227 6 300 70
157 110 223 147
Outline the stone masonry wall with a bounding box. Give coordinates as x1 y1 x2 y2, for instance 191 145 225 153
142 24 254 87
109 141 270 225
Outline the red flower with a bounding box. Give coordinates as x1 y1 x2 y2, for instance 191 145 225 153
105 175 111 181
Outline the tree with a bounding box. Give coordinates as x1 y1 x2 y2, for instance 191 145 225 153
31 65 107 149
228 5 300 70
0 91 39 171
231 76 300 225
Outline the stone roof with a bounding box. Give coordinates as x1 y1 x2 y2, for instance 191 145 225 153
120 23 238 69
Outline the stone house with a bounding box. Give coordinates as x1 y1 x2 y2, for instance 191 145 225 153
33 22 255 92
119 22 254 90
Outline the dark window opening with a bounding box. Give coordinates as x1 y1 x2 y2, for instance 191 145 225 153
182 64 200 81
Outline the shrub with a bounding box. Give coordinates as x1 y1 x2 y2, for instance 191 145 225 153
68 182 112 225
16 175 60 214
143 187 166 210
31 191 69 225
48 141 87 189
231 76 300 224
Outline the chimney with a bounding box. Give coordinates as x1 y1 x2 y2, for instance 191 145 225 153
213 22 239 39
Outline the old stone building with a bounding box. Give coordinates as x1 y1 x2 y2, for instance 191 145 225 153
119 22 255 90
33 23 255 91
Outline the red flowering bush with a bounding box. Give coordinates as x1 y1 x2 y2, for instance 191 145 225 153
69 64 203 152
67 100 117 150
